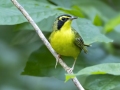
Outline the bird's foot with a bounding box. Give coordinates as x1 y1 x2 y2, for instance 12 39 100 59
55 59 58 69
67 60 76 73
67 67 73 74
55 54 61 68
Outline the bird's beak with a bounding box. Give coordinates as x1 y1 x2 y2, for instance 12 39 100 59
70 16 77 20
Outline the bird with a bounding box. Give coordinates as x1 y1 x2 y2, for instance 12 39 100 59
49 14 89 71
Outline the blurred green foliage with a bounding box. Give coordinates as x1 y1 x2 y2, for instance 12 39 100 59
0 0 120 90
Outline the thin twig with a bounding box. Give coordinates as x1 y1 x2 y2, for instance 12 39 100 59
11 0 85 90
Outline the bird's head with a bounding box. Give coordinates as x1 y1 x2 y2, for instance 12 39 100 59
53 14 77 30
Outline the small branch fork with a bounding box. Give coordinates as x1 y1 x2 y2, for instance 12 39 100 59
11 0 85 90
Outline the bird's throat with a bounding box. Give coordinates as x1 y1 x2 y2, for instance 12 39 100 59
60 20 72 31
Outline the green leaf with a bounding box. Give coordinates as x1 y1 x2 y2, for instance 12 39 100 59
11 30 40 45
22 45 62 78
15 15 55 32
107 30 120 44
84 75 120 90
75 63 120 76
0 0 58 25
58 6 84 18
101 55 120 63
72 18 112 44
114 25 120 33
65 74 75 82
93 14 102 26
51 0 118 22
50 0 72 8
104 15 120 33
80 7 103 26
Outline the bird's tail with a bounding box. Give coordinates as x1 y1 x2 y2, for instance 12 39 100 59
83 47 88 53
83 44 90 53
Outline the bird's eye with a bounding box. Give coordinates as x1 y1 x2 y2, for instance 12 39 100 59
62 17 66 21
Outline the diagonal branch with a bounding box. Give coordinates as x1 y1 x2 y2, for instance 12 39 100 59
11 0 84 90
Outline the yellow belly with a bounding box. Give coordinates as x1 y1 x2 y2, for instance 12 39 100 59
49 30 80 59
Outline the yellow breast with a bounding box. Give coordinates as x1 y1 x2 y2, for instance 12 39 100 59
49 28 80 59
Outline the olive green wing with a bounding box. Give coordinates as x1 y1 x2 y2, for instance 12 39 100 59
72 28 88 53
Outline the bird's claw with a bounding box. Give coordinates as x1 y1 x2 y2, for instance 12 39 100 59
55 55 60 68
55 59 58 68
67 67 73 73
